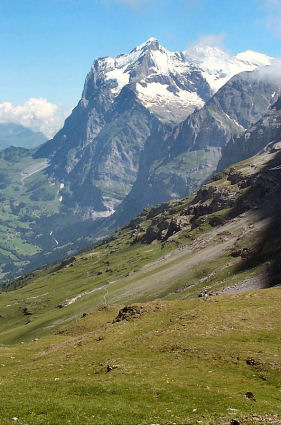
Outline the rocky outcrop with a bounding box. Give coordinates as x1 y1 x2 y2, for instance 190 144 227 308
113 305 145 322
188 187 237 217
132 215 189 244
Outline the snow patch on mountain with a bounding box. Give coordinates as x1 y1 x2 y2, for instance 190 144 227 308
105 67 130 94
136 82 204 122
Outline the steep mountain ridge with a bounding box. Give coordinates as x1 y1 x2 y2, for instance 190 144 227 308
36 39 273 217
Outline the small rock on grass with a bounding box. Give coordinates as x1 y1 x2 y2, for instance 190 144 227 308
106 365 118 373
245 391 256 401
246 358 260 366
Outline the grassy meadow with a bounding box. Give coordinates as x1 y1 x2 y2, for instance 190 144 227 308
0 289 280 425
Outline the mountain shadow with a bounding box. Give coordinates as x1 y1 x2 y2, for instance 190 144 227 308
227 145 281 287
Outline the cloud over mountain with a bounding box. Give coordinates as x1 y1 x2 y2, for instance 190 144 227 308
0 98 69 138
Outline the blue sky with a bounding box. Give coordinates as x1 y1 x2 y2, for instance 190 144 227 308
0 0 281 136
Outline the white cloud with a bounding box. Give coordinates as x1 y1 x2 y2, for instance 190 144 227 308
0 98 70 138
184 33 231 71
186 33 227 52
256 57 281 85
192 33 226 47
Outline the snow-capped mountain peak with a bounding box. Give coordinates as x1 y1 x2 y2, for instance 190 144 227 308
84 40 274 124
234 50 273 66
134 37 160 51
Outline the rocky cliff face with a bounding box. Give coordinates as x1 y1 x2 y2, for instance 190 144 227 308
60 87 160 217
218 95 281 171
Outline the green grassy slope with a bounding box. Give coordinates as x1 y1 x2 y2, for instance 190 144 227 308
0 289 280 425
